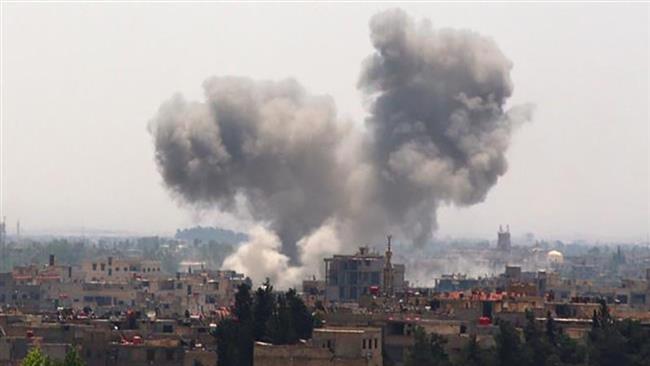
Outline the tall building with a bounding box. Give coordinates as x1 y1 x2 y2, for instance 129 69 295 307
497 225 511 251
324 238 405 302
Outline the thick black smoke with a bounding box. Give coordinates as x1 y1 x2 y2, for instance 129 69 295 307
149 9 531 276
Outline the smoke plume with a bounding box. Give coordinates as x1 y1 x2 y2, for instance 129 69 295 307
149 8 532 286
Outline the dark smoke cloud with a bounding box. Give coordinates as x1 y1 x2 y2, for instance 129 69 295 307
149 8 531 278
149 77 351 260
358 8 532 246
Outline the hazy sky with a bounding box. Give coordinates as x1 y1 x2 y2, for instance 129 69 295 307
1 3 648 242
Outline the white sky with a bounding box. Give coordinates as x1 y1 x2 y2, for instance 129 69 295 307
1 3 648 242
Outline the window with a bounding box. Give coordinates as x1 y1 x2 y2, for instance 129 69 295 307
362 339 366 349
100 263 105 271
374 338 378 349
92 263 97 271
348 272 358 285
162 324 173 333
115 267 120 272
371 272 380 285
124 267 128 272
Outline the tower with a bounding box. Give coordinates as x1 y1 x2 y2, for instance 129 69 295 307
383 235 394 296
497 225 511 251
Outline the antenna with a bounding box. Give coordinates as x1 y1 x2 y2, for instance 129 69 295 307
387 234 392 251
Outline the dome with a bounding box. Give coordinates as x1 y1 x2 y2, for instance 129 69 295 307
547 250 564 264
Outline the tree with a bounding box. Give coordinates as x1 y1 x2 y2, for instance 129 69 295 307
266 293 296 345
457 335 493 366
588 300 628 366
234 283 254 366
404 326 449 366
264 288 313 345
252 279 274 342
545 311 557 346
286 288 313 340
22 348 48 366
234 283 253 323
214 319 241 366
522 309 552 366
496 320 525 366
213 283 254 366
62 348 84 366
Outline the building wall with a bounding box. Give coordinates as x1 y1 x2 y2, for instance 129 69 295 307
254 342 371 366
82 257 162 283
312 328 382 366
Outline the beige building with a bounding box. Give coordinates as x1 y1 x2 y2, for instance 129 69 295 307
82 257 162 283
312 327 382 366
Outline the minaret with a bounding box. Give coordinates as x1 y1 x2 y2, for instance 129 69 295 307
383 235 394 296
497 225 511 251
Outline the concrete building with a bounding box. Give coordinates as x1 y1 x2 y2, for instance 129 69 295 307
324 239 405 303
254 326 382 366
82 257 162 283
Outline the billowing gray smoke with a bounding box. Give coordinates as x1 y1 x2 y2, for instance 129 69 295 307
358 8 532 246
149 77 351 261
149 8 532 284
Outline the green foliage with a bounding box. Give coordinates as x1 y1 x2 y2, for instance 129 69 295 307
62 348 84 366
453 302 649 366
457 335 494 366
213 281 314 366
495 319 527 366
214 318 242 366
21 347 83 366
286 288 314 340
253 279 274 342
266 292 296 345
405 326 450 366
22 348 48 366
